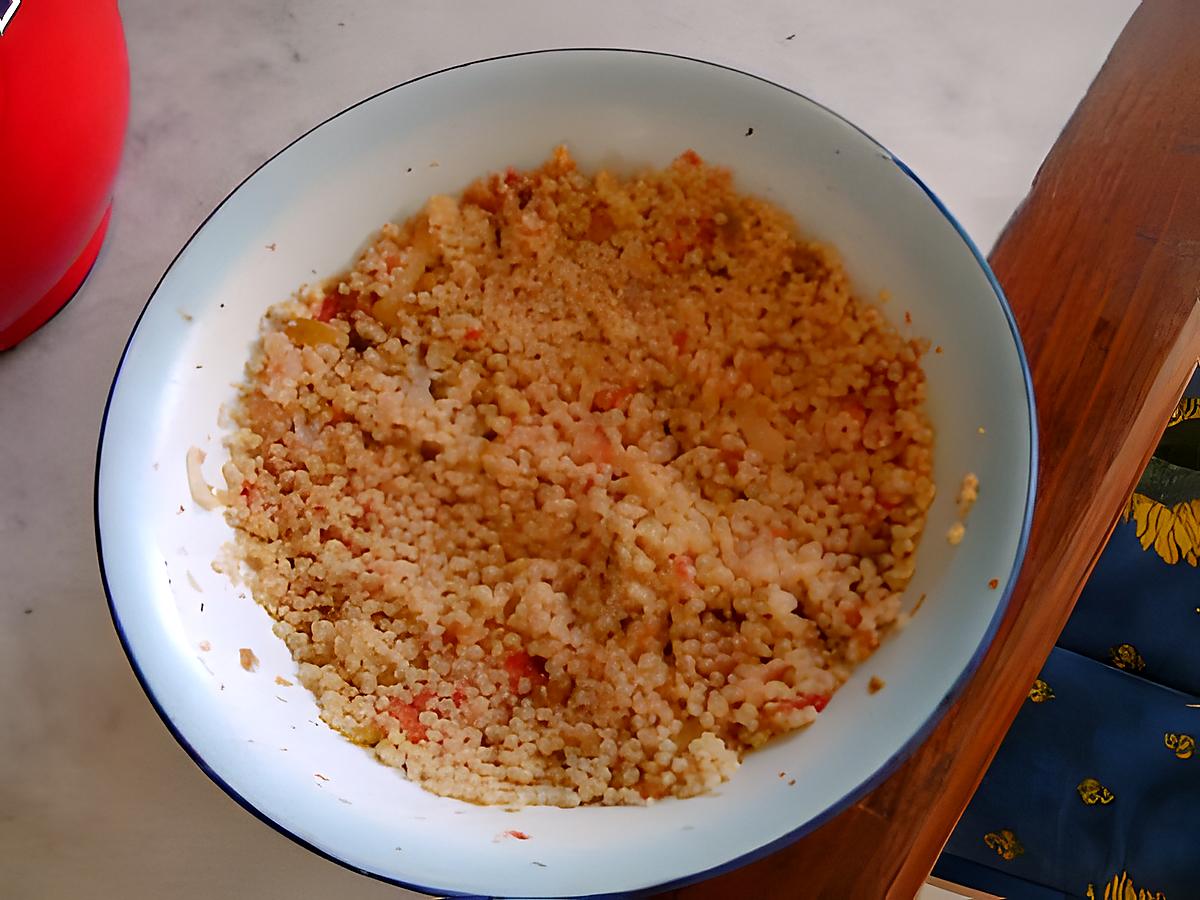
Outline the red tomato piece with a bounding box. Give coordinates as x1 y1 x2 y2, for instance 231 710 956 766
385 689 438 742
316 295 338 322
673 554 696 588
593 385 635 411
504 651 547 694
665 234 688 264
792 693 830 713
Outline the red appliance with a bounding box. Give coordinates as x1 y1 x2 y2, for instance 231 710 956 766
0 0 129 349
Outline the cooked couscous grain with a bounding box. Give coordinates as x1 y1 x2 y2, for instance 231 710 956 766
221 148 934 806
946 472 979 546
958 472 980 517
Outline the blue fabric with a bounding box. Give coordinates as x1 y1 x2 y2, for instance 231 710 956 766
932 853 1072 900
941 371 1200 899
1057 517 1200 698
943 649 1198 898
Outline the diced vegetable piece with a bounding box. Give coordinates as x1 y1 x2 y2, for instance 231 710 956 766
735 403 786 463
315 295 339 322
673 554 696 591
791 693 829 713
593 385 635 411
284 318 346 348
504 650 547 694
385 689 437 742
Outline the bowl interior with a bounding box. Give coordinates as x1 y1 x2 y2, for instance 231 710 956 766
97 50 1034 898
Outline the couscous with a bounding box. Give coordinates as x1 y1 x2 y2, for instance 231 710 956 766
220 148 934 806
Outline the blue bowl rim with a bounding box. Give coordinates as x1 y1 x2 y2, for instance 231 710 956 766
94 47 1039 900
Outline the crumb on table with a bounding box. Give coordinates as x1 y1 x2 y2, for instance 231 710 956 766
239 648 259 672
868 675 886 694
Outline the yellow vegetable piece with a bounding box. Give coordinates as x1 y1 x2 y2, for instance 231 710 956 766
285 318 346 348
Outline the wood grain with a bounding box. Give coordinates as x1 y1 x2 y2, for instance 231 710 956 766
666 2 1200 897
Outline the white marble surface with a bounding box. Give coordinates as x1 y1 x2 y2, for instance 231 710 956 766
0 2 1135 897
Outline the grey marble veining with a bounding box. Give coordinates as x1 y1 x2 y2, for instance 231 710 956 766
0 1 1135 897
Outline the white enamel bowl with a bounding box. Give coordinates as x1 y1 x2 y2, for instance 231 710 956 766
96 50 1036 899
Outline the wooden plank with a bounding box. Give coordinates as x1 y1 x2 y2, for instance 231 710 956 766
665 2 1200 897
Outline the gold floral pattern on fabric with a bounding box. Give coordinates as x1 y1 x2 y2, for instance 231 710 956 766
1167 396 1200 428
1086 870 1167 899
1163 732 1195 759
1126 494 1200 567
982 828 1024 861
1108 643 1146 673
1077 777 1115 805
1124 394 1200 566
1028 678 1055 703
